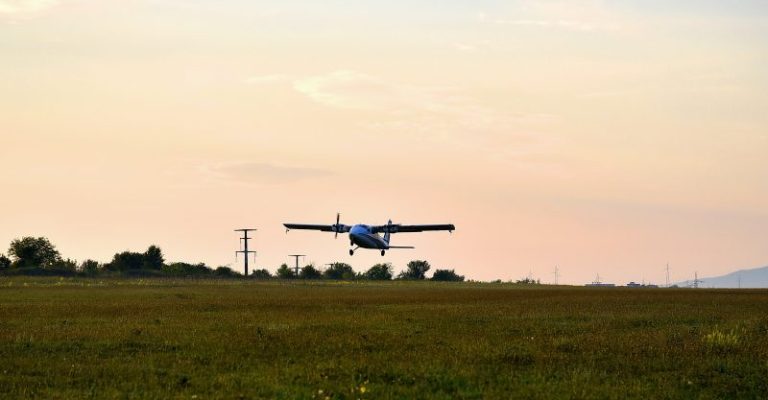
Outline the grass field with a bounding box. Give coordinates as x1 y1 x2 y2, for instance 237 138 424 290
1 278 766 399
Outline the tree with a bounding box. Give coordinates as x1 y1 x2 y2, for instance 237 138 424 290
276 263 295 279
105 246 165 271
80 259 100 275
0 254 10 270
143 245 165 270
251 269 272 279
364 263 393 280
398 260 431 280
50 258 78 274
162 262 212 276
300 264 322 279
214 266 240 277
323 262 355 280
105 251 144 271
8 237 62 269
431 269 465 282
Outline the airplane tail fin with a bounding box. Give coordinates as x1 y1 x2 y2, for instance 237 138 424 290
384 219 392 245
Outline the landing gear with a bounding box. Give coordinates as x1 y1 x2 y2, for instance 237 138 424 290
381 250 386 256
349 249 354 256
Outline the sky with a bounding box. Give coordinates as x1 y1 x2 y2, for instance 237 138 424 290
1 0 767 284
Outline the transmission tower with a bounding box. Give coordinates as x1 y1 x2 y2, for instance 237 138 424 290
288 254 306 276
692 271 704 289
553 266 560 285
235 228 257 276
665 262 671 288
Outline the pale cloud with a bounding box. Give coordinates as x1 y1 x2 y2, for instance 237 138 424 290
290 70 556 158
244 74 291 85
0 0 59 14
452 39 491 52
292 70 428 111
479 0 625 32
240 69 559 163
204 162 332 185
293 70 488 115
493 19 620 32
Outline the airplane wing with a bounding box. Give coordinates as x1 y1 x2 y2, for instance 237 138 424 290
373 224 455 233
283 223 350 232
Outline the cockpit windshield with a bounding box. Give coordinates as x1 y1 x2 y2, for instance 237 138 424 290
350 224 371 234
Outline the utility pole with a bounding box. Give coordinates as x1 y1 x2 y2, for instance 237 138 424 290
553 266 559 285
235 229 257 276
288 254 306 276
665 262 670 288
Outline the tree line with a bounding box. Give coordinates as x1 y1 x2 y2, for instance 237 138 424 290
0 236 465 281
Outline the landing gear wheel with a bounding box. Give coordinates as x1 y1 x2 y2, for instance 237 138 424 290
381 250 386 256
349 249 354 256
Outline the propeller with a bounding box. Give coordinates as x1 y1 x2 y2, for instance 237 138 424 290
334 212 341 239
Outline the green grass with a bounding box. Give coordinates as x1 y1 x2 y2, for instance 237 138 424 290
1 278 767 399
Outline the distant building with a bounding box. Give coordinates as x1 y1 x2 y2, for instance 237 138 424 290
627 282 659 288
586 282 616 287
586 274 615 287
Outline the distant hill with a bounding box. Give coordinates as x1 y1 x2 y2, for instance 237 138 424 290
675 265 768 288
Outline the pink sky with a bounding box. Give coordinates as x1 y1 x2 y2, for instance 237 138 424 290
2 1 767 283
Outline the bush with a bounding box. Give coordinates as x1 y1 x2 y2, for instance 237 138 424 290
251 269 272 279
300 264 322 279
2 267 62 276
214 266 240 278
276 263 295 279
105 246 166 271
364 263 393 280
397 260 430 280
323 263 355 280
431 269 464 282
105 251 144 271
0 254 10 270
50 258 78 274
80 259 101 275
163 262 213 277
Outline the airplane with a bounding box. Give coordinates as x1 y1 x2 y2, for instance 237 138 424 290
284 213 455 256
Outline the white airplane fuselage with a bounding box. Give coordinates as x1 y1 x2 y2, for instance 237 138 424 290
349 224 389 249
